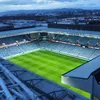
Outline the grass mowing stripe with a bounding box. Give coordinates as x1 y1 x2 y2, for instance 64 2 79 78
40 50 86 62
12 52 77 70
25 50 83 68
10 50 85 67
8 50 90 98
12 57 67 75
10 53 79 75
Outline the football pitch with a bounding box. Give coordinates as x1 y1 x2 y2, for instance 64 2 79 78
8 50 90 98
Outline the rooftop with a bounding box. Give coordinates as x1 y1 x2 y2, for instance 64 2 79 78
63 56 100 79
0 26 100 38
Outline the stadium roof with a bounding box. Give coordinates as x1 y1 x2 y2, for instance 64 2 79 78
0 26 100 38
63 56 100 79
0 57 88 100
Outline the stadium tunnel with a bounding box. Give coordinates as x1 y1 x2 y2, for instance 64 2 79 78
62 56 100 100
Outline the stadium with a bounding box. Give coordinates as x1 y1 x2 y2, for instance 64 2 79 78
0 26 100 100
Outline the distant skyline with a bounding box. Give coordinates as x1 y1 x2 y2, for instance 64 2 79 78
0 0 100 12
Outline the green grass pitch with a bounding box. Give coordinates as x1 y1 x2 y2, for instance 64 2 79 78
8 50 90 98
